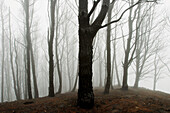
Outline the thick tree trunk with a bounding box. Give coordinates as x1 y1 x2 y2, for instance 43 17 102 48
78 0 109 108
78 33 94 108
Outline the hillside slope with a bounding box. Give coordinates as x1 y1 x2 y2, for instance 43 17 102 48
0 88 170 113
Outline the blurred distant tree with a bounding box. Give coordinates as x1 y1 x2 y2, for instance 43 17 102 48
0 0 5 102
104 1 115 94
48 0 57 97
19 0 39 99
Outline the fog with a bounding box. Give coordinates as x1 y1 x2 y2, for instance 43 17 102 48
0 0 170 103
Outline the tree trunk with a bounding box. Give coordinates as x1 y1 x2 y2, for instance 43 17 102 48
122 64 128 90
71 63 79 92
66 37 71 91
153 75 156 91
78 0 109 108
78 33 94 108
133 3 141 88
1 5 5 102
48 0 57 97
30 46 39 98
25 0 33 99
134 47 140 88
113 26 121 87
104 2 114 94
24 54 28 99
55 0 62 94
14 43 21 100
122 1 133 90
99 51 102 87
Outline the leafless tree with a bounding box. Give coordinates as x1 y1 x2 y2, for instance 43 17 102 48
0 1 5 102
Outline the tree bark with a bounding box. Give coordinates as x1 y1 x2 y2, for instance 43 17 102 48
78 32 94 108
78 0 110 108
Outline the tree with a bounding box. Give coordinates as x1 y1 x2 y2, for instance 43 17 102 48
104 1 115 94
133 4 153 88
133 4 165 88
78 0 110 108
78 0 156 108
48 0 57 97
24 0 33 99
0 0 5 102
8 8 21 100
122 0 138 90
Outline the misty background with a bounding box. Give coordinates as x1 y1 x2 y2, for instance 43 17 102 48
0 0 170 102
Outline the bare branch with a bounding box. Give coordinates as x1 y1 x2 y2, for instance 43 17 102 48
100 0 156 28
100 1 140 28
88 0 101 18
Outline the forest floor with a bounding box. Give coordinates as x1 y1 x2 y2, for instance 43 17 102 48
0 87 170 113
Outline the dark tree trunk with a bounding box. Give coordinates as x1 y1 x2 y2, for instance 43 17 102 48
78 0 110 108
78 32 94 108
48 0 57 97
25 0 32 99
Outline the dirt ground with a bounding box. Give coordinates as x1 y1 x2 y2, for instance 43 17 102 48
0 87 170 113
